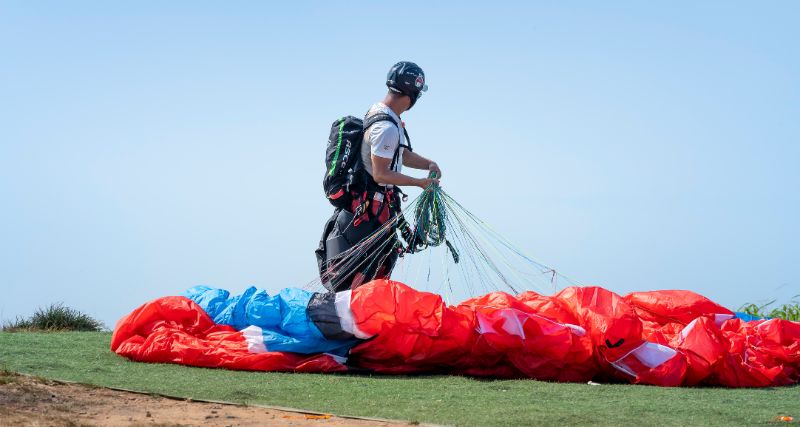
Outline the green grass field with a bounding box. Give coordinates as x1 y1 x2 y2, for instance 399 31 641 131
1 332 798 426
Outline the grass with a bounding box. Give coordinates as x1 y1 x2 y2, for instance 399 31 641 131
1 332 798 426
2 303 105 332
740 296 800 321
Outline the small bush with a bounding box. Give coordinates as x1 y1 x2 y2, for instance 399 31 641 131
2 303 105 332
739 295 800 321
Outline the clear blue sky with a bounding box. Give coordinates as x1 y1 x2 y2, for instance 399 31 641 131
1 1 798 327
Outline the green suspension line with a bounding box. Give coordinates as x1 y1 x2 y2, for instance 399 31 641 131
410 171 459 263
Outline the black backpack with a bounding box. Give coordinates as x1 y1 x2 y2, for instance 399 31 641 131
323 113 410 210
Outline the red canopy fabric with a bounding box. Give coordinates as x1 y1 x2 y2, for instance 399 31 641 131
112 280 800 387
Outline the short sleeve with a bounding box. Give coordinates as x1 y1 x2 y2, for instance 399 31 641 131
368 122 400 159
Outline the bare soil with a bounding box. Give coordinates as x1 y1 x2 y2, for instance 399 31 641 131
0 372 407 427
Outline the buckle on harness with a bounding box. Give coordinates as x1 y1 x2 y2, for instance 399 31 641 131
393 187 408 203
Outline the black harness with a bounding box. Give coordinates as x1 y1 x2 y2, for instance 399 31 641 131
353 112 413 223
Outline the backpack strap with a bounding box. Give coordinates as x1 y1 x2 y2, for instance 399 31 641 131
363 112 412 173
363 112 397 131
392 127 412 171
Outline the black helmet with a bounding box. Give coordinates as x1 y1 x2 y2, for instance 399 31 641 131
386 61 427 109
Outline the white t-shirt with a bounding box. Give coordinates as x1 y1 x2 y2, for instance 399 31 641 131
360 102 405 186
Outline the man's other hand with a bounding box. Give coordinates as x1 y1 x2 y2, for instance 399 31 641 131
428 162 442 179
417 177 440 189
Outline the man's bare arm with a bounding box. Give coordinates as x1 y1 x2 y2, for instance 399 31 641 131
402 150 442 178
372 155 439 189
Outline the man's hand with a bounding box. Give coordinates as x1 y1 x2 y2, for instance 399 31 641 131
428 162 442 179
417 177 440 189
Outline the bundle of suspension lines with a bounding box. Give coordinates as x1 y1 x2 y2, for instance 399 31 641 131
308 178 582 301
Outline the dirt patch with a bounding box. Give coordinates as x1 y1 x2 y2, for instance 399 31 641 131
0 371 410 427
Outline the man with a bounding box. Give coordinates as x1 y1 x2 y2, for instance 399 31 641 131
316 61 441 292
